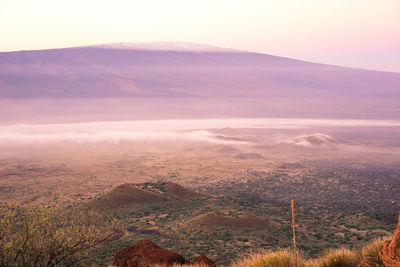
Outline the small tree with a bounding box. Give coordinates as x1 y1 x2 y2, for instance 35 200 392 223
0 203 119 266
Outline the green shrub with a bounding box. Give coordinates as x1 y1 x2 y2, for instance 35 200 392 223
0 203 119 267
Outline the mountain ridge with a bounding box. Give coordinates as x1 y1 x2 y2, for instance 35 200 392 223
83 41 241 53
1 41 397 72
1 41 399 120
1 42 399 74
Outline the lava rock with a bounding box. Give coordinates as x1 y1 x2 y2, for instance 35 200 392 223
193 254 217 267
113 240 189 267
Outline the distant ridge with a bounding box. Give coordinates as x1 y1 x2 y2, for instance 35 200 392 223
0 41 399 120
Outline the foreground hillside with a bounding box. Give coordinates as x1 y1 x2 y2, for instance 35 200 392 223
89 182 282 265
1 181 398 266
110 214 400 267
111 236 398 266
86 182 396 265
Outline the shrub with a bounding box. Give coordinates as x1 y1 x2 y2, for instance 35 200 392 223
0 203 119 267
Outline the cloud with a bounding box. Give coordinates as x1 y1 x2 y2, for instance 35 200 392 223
0 118 398 144
272 133 340 147
0 128 246 145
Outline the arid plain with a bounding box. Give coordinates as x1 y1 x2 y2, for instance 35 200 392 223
1 118 399 264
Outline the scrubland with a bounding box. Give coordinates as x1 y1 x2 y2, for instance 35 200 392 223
1 121 399 266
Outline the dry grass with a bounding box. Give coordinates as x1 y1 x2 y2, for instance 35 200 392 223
228 247 360 267
229 247 363 267
111 264 211 267
170 264 211 267
153 264 210 267
305 248 360 267
360 236 389 266
230 248 304 267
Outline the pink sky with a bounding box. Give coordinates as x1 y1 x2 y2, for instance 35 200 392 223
0 0 399 72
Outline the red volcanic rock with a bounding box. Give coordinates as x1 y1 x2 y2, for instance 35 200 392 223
113 240 189 267
379 213 400 267
193 254 217 267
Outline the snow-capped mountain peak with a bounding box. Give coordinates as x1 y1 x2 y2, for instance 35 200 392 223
86 41 240 52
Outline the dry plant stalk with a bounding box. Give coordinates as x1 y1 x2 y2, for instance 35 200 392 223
291 199 297 267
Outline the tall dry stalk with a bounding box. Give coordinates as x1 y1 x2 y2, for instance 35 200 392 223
291 199 297 267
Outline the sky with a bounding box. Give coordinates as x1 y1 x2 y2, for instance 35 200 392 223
0 0 399 72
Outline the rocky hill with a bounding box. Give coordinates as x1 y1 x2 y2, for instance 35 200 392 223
90 182 203 210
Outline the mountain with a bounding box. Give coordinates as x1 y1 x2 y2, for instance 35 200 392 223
0 41 399 120
1 41 399 99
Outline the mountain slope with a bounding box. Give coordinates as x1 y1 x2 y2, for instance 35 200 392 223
1 42 399 121
0 42 399 99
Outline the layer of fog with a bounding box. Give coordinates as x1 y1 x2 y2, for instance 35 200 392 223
0 118 399 145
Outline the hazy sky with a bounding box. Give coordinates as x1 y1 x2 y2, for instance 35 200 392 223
1 0 399 72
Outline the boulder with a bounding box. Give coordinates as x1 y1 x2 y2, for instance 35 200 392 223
113 240 189 267
379 213 400 266
193 254 217 267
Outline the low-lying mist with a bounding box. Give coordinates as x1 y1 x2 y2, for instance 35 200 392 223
1 118 399 145
1 117 399 207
